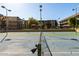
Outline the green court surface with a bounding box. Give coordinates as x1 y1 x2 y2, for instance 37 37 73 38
0 32 79 56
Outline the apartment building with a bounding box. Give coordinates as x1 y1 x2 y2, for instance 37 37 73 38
59 13 79 28
39 20 58 29
0 16 26 30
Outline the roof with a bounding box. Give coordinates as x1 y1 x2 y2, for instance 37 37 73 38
0 14 3 16
0 16 22 19
39 20 56 22
60 13 79 22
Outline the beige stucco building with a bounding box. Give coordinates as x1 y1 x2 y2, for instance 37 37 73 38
59 13 79 28
0 16 27 30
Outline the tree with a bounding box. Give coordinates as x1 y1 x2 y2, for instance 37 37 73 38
46 21 51 29
76 18 79 27
55 21 58 27
27 17 39 29
68 17 76 28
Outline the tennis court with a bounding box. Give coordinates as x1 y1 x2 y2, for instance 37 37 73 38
0 32 79 56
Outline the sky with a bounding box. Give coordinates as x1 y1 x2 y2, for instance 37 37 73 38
0 3 79 21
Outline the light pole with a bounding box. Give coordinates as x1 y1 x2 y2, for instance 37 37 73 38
39 5 42 42
57 17 60 29
71 7 78 41
30 5 43 56
37 5 42 56
72 7 78 30
1 5 11 31
40 5 42 22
